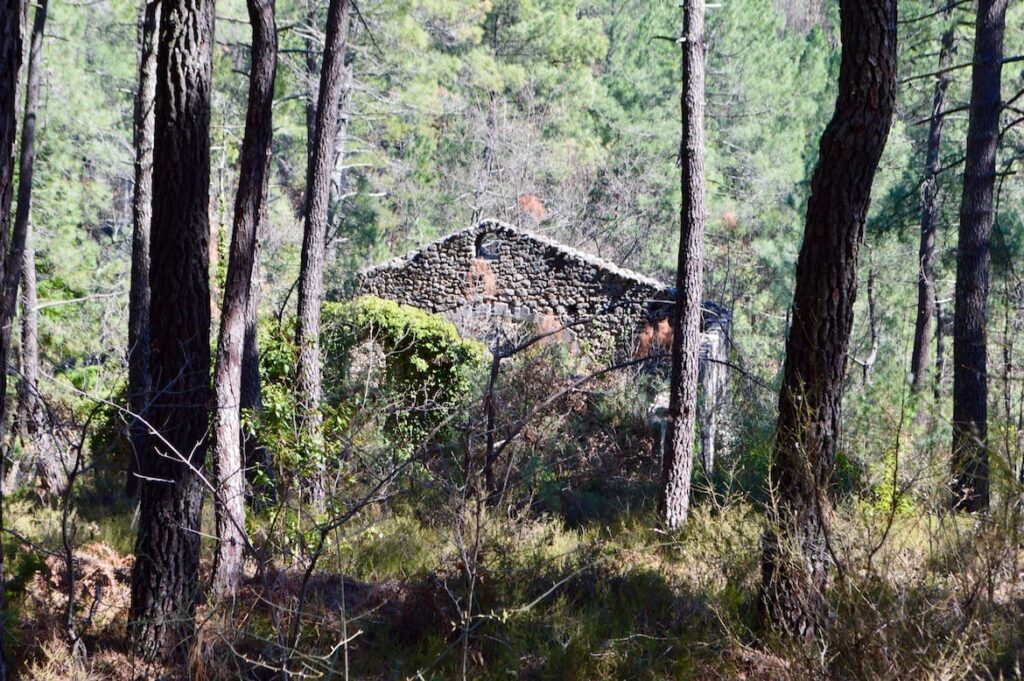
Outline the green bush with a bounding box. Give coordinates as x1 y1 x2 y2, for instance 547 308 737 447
251 296 487 501
322 296 487 433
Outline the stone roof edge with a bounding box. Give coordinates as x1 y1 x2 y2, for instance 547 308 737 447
356 218 671 293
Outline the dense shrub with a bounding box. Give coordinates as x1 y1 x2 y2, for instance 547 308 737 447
251 296 487 501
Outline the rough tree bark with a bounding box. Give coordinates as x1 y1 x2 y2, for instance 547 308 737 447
126 0 160 498
212 0 276 599
2 0 47 429
241 254 270 494
20 231 61 495
294 0 351 509
761 0 896 640
950 0 1007 513
910 22 956 394
8 0 52 496
304 0 321 167
0 2 23 677
128 0 214 661
17 237 39 443
659 0 706 530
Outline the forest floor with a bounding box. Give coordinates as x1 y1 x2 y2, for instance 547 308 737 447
7 484 1024 680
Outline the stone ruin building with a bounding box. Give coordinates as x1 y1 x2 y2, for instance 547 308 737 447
355 219 731 467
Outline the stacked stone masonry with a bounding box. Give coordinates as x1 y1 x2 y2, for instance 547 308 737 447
355 219 729 355
354 219 732 461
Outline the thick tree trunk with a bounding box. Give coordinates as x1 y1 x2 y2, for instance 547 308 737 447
0 4 23 677
950 0 1007 513
128 0 214 661
660 0 705 531
910 24 956 394
212 0 276 599
294 0 351 509
126 0 160 498
761 0 896 640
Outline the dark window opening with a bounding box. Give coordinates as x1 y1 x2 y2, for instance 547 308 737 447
475 232 500 260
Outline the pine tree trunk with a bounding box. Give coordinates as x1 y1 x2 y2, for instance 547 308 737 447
950 0 1007 513
1 0 47 433
18 231 40 441
212 0 276 599
295 0 351 509
0 4 23 677
128 0 214 660
242 254 271 497
761 0 896 640
858 265 879 385
660 0 705 531
326 49 355 227
19 231 60 496
5 0 51 498
126 0 159 498
304 0 320 168
935 293 947 399
910 24 956 394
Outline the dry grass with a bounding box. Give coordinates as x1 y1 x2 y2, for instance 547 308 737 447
636 317 672 358
466 257 498 298
7 496 1024 679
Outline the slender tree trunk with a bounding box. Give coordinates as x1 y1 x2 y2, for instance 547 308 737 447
212 0 276 599
482 346 502 496
16 228 40 450
5 0 49 497
935 293 947 400
304 0 320 168
1000 282 1021 476
910 23 956 393
295 0 351 509
0 3 23 677
17 230 39 442
761 0 896 639
241 254 271 496
326 48 355 232
660 0 705 530
950 0 1007 513
128 0 214 660
697 311 729 478
20 230 60 496
2 0 47 432
126 0 159 498
858 265 879 385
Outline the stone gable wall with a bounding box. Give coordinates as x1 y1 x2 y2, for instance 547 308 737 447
354 218 733 462
355 219 728 358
